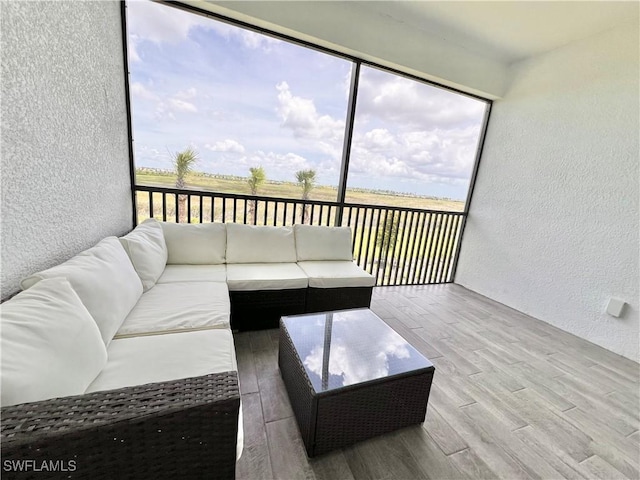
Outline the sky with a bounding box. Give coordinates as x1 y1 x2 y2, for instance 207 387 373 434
126 1 488 201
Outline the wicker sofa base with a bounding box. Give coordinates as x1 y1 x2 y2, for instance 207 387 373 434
1 373 240 480
305 286 373 314
230 288 307 331
230 286 374 330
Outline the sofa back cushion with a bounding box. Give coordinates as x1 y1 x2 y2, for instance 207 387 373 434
294 225 353 261
1 278 108 407
119 219 168 291
160 222 226 265
21 237 143 345
226 223 297 263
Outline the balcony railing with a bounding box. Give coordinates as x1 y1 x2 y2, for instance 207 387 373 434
135 185 466 287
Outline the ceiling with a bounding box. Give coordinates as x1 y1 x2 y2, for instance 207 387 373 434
202 1 637 65
348 1 638 64
191 1 638 97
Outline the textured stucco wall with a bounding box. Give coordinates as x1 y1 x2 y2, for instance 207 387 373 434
456 21 639 362
1 1 133 298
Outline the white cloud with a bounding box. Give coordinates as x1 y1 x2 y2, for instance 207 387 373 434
346 68 485 191
168 98 197 113
198 150 311 181
275 81 345 165
175 87 197 100
349 124 481 187
127 1 279 51
128 36 141 62
238 30 281 51
205 139 246 154
303 314 411 387
126 1 211 44
130 82 158 101
154 104 175 121
134 145 171 170
276 82 344 141
362 128 397 151
245 151 309 172
154 88 199 120
358 68 486 129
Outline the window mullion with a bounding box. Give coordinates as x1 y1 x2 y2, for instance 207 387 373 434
335 61 361 226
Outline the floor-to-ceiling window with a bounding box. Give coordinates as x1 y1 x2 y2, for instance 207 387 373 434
125 1 489 211
124 0 491 285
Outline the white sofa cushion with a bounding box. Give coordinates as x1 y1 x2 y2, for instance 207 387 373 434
115 282 230 338
294 225 354 261
85 329 243 460
226 263 308 291
157 265 226 284
119 219 168 291
297 261 376 288
161 222 226 265
21 237 143 345
1 278 107 407
226 223 297 264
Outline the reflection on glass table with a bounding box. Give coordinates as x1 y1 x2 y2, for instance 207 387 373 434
281 308 434 393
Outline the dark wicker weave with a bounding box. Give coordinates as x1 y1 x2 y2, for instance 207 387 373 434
230 288 306 330
279 318 434 457
1 372 240 480
304 286 373 314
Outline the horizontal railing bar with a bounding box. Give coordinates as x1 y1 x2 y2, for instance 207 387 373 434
135 185 465 216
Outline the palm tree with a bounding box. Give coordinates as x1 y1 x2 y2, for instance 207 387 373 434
295 169 316 200
295 169 316 223
247 166 266 223
173 147 198 222
377 211 400 269
247 166 266 195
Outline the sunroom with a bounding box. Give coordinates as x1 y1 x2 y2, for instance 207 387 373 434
1 1 638 479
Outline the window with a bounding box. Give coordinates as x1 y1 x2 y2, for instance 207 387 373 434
346 66 487 211
126 1 489 211
127 0 350 201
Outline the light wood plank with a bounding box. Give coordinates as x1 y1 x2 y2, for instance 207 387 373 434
236 393 273 480
266 417 315 480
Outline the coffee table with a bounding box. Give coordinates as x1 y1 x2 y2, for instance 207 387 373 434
278 308 435 457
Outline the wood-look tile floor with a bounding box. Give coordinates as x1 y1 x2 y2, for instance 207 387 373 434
233 284 640 480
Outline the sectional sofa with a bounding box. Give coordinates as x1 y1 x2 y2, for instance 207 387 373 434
0 220 374 479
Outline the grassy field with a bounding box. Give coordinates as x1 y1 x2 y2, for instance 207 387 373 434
136 170 465 212
135 170 463 284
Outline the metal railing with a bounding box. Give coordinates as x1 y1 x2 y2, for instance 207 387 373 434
135 185 466 286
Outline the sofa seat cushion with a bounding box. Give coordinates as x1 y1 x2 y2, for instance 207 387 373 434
115 282 230 338
226 223 297 263
1 278 107 407
21 237 143 346
119 219 168 292
160 222 227 265
297 261 376 288
85 329 242 460
157 265 226 284
226 263 308 291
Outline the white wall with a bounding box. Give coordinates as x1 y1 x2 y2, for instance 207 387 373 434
456 21 639 362
1 1 133 298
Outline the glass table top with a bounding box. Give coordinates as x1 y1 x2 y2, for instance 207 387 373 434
281 308 434 394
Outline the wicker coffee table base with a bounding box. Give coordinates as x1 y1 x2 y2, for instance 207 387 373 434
279 321 434 457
